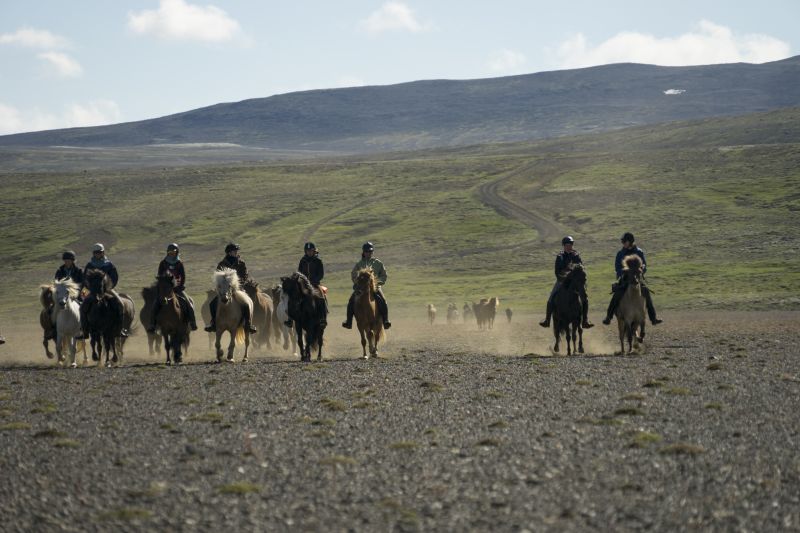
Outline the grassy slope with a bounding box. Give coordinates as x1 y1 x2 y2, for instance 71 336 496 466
1 108 798 323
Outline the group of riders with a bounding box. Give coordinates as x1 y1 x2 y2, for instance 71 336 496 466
39 240 393 344
35 231 659 346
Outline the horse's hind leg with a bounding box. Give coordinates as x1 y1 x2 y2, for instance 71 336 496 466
638 322 646 343
359 328 367 359
578 326 584 354
552 324 560 353
242 333 249 363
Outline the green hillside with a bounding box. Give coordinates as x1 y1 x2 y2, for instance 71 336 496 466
1 108 798 324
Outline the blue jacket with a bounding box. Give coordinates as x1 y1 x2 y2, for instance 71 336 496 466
615 246 647 279
83 257 119 288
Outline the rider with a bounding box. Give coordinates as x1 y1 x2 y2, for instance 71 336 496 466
79 243 128 338
55 250 84 286
342 242 391 330
203 243 258 334
146 243 198 333
602 232 663 326
539 236 594 329
288 242 328 326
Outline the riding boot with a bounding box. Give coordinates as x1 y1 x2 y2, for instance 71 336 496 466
539 300 553 328
342 294 355 329
603 285 624 325
643 286 662 325
146 300 161 333
581 291 594 328
204 297 218 332
0 336 4 345
242 303 257 333
375 291 391 329
180 295 198 330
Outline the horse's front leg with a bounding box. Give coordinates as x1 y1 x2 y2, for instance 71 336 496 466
242 330 250 363
68 337 77 368
295 324 306 362
163 334 172 365
227 330 236 362
55 333 64 365
317 329 324 362
367 329 376 357
638 322 646 343
215 330 224 362
552 323 560 353
359 327 367 358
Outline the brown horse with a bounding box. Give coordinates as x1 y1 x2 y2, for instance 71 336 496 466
140 284 163 356
353 268 384 358
242 280 273 351
473 297 500 330
552 264 586 355
616 255 646 354
38 284 56 359
155 273 190 365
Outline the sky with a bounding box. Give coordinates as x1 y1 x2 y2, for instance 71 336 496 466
0 0 797 135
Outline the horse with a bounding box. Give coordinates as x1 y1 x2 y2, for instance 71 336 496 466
140 284 163 356
615 255 647 354
353 268 384 358
115 292 135 361
242 280 273 351
212 268 253 363
473 297 500 330
446 303 459 324
552 264 586 356
52 278 86 367
280 272 326 362
201 289 216 350
38 284 56 359
83 269 123 367
268 285 298 357
427 303 437 325
505 308 513 323
154 273 190 365
462 303 473 323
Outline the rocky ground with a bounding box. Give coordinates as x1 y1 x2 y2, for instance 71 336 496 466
0 311 798 532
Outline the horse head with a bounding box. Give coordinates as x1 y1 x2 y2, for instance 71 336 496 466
565 264 587 290
214 268 239 304
355 268 376 296
53 278 79 308
156 272 177 303
86 269 111 299
39 284 55 309
621 255 642 286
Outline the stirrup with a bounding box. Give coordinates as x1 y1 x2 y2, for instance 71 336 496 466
538 319 549 328
651 318 663 325
204 324 215 332
582 321 594 329
247 325 257 333
383 321 391 329
602 317 612 325
189 323 198 331
341 321 352 329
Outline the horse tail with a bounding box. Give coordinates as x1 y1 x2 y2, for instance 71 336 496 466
235 326 245 345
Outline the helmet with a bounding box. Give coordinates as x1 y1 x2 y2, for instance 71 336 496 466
621 232 635 244
62 250 76 261
304 242 316 251
362 241 375 253
167 243 179 252
561 236 574 245
92 243 105 253
224 243 240 253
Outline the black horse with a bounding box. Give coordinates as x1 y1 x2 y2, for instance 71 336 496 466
552 264 587 355
83 269 123 366
280 272 327 362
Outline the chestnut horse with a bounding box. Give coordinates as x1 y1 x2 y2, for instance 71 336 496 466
155 273 190 365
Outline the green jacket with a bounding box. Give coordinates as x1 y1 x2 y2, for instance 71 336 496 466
351 257 387 286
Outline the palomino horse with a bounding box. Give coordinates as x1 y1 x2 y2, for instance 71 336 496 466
84 269 123 367
552 264 586 355
38 284 56 359
155 273 190 365
242 280 273 351
52 278 86 367
473 297 500 330
280 272 326 362
427 303 437 325
353 268 384 358
616 255 647 354
268 285 298 357
213 268 253 363
140 284 163 356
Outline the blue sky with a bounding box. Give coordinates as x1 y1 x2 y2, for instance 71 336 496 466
1 0 797 134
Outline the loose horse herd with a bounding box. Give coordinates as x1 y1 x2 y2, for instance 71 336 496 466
37 256 650 367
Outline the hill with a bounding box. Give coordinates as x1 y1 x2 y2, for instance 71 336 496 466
1 57 800 154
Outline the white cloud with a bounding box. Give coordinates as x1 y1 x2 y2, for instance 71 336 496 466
359 2 431 35
0 27 69 49
556 20 791 68
37 52 83 78
128 0 242 42
488 49 527 73
0 100 122 135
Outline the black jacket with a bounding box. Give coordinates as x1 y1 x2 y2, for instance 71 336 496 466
298 253 324 286
554 250 583 280
54 265 84 285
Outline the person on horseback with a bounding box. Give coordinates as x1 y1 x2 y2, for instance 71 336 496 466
602 232 663 326
204 243 258 333
287 242 328 327
342 242 391 330
146 243 198 333
78 243 129 338
43 250 86 342
539 236 594 329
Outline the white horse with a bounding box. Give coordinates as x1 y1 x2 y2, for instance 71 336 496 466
213 269 253 363
270 286 298 357
52 279 86 368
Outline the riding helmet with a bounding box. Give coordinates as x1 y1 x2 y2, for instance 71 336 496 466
561 236 574 245
621 232 635 244
362 242 375 252
225 242 240 253
92 243 105 253
62 250 76 260
167 243 179 252
304 242 316 251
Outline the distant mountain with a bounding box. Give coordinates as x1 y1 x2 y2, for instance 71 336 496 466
2 56 800 153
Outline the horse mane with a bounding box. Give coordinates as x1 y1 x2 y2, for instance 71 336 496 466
622 255 643 273
86 268 112 293
294 272 316 296
141 284 156 301
39 284 54 308
356 268 377 294
214 268 240 291
54 278 80 299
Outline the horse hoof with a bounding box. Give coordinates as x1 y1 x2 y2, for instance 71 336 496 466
70 363 77 368
578 348 585 354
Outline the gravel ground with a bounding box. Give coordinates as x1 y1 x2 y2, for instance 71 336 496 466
0 311 798 532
